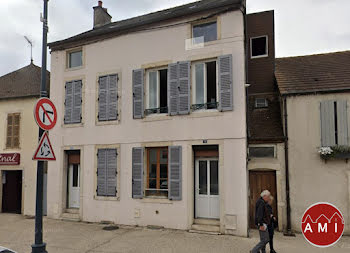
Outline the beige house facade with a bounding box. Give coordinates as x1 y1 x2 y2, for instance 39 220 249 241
47 0 249 236
0 63 49 216
276 51 350 234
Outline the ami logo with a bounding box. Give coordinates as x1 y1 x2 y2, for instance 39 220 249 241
301 202 345 248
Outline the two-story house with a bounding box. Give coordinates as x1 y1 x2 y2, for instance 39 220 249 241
47 0 248 236
0 63 50 216
276 51 350 234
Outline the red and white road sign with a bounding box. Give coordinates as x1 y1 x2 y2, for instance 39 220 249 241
34 98 57 131
33 132 56 161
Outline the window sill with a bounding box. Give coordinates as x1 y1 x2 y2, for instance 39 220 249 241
251 54 269 59
96 119 120 126
65 66 84 72
141 197 173 204
94 195 119 201
142 114 171 122
190 109 221 118
63 123 84 128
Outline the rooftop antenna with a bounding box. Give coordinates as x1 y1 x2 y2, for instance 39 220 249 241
24 36 33 64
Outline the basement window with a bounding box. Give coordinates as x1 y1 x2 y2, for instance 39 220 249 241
192 60 218 110
255 98 268 108
249 146 275 158
145 68 168 115
251 36 268 58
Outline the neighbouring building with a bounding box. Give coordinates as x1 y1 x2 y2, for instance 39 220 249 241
47 0 248 236
0 63 50 216
275 51 350 234
246 11 286 231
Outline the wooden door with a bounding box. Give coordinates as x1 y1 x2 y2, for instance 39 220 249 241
2 170 22 214
249 171 277 229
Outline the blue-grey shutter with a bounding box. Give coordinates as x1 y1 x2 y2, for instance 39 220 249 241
168 63 179 116
97 149 107 196
133 69 144 119
336 100 348 146
132 147 144 199
72 80 82 123
178 61 190 115
218 54 233 111
98 76 108 121
64 81 73 124
106 149 117 196
168 146 182 200
320 101 336 146
108 75 118 120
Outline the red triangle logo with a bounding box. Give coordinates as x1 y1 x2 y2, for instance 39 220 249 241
33 131 56 161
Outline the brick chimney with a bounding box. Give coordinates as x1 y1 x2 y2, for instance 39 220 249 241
93 1 112 29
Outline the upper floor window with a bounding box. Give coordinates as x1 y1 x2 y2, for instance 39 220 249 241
192 60 218 110
320 100 348 146
64 80 82 124
251 36 268 58
255 98 268 108
98 74 118 121
145 68 168 115
249 146 275 158
193 21 217 44
68 49 82 68
6 113 20 149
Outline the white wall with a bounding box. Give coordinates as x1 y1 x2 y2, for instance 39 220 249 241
48 10 248 236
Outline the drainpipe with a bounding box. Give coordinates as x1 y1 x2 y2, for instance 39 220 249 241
283 96 295 236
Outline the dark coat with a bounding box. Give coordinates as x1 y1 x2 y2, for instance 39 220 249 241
255 197 270 227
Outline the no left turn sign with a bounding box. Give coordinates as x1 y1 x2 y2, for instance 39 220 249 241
34 98 57 131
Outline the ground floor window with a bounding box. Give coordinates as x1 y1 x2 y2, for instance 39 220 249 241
146 147 168 197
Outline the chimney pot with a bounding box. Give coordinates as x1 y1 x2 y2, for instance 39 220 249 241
93 1 112 28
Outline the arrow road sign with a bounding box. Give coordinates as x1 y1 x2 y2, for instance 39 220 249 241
34 98 57 131
33 131 56 161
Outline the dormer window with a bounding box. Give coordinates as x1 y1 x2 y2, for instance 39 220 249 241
251 36 268 58
255 98 268 108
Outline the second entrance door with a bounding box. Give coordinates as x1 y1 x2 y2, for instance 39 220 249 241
195 158 219 219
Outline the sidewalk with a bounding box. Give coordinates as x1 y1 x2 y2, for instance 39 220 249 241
0 214 349 253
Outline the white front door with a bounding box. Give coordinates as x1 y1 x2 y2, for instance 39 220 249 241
195 158 219 219
68 164 80 208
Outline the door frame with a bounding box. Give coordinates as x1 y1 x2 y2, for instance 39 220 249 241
194 157 220 219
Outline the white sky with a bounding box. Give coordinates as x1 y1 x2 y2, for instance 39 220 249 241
0 0 349 76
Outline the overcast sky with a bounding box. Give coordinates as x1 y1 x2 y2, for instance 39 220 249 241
0 0 349 76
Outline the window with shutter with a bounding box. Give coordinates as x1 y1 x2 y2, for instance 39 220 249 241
98 74 118 121
132 147 144 199
218 54 233 111
6 113 20 149
97 148 117 197
192 60 218 110
145 68 168 115
320 100 348 146
65 80 82 124
133 69 144 119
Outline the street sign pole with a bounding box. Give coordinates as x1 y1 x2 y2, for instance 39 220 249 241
32 0 49 252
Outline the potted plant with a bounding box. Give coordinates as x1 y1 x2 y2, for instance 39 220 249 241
319 146 350 160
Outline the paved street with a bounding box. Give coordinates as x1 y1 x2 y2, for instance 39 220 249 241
0 214 349 253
